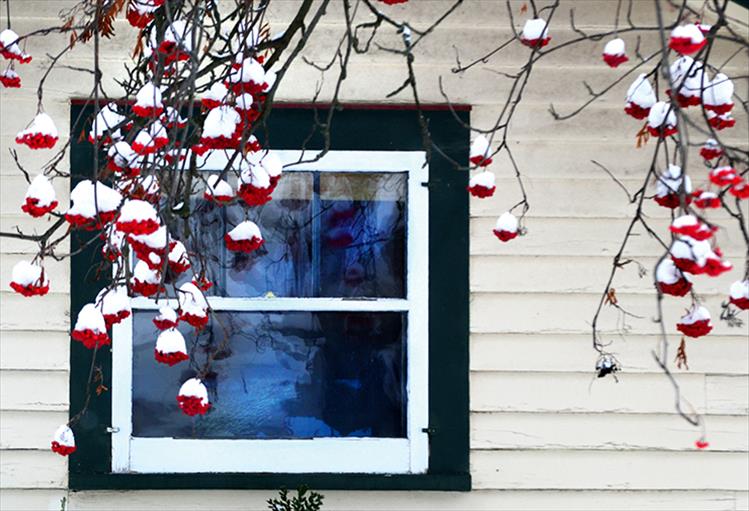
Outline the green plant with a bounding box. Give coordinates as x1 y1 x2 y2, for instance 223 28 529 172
267 486 324 511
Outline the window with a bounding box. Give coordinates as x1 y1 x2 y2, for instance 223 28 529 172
69 105 470 490
111 150 429 474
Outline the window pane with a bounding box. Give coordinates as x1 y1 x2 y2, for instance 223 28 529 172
225 173 314 298
319 173 406 298
131 310 407 439
222 171 406 298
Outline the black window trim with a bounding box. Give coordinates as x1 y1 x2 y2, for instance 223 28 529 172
68 103 470 491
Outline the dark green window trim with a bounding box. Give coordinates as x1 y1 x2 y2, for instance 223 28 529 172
69 104 470 491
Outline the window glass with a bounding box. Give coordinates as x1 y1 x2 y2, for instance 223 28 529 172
171 171 408 298
131 310 407 439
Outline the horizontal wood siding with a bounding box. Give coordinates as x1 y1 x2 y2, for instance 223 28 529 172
0 1 747 510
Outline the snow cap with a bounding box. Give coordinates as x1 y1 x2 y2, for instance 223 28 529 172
495 212 518 233
626 74 656 108
227 220 262 241
730 279 749 300
24 175 56 207
202 106 241 139
469 171 496 189
648 101 677 128
521 18 549 40
74 303 107 334
11 260 47 287
156 328 188 354
178 377 209 404
604 38 625 56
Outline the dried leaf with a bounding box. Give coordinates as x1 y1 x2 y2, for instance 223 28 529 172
675 337 689 370
132 30 145 59
605 288 618 306
635 123 650 148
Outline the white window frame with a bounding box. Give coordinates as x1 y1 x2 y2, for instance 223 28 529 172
111 149 429 474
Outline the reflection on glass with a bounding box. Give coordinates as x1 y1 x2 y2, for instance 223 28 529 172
133 171 407 298
131 311 407 439
225 173 314 297
319 173 406 298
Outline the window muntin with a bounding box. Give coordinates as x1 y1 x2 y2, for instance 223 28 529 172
111 150 429 474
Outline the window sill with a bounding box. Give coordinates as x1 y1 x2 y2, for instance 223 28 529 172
69 472 471 492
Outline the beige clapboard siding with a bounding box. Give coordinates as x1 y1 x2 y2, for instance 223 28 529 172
470 217 747 257
470 255 739 295
707 376 749 415
0 215 70 255
471 371 706 414
470 178 740 220
0 293 69 331
737 491 749 511
0 489 67 511
470 450 749 490
0 411 69 450
0 331 70 371
470 292 743 336
470 333 749 375
0 371 69 411
470 412 749 452
57 490 749 511
0 450 67 489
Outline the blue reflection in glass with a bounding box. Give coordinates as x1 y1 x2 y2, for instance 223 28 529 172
131 311 407 439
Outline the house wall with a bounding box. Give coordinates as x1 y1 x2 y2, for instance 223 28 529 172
1 1 748 510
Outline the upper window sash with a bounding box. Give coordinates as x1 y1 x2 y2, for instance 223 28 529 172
111 149 430 475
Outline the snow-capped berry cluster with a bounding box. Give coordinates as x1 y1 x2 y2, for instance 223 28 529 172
177 378 211 416
677 305 713 338
729 280 749 310
655 259 692 297
155 328 189 366
95 287 132 327
624 74 656 119
654 164 691 209
669 23 707 55
0 67 21 88
1 29 31 63
647 101 678 137
21 175 58 217
468 171 496 198
520 18 550 48
15 113 59 149
225 220 264 253
178 282 209 329
153 305 179 330
602 38 628 68
9 260 49 297
51 424 76 456
65 180 123 230
204 175 234 204
72 303 111 349
493 212 519 242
